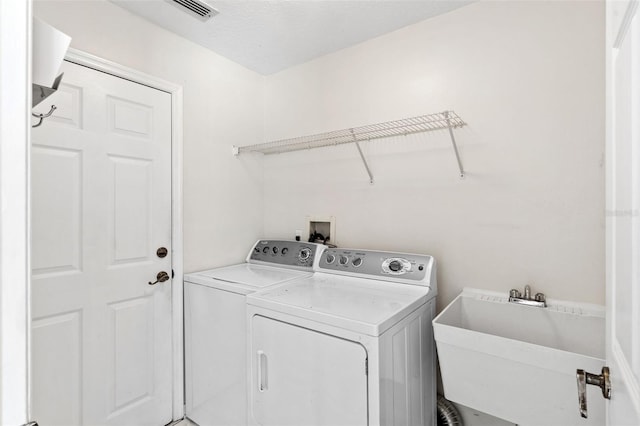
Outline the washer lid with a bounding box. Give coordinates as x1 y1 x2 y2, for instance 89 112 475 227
247 272 433 336
185 263 312 290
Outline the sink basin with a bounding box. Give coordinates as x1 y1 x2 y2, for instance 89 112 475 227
433 288 605 426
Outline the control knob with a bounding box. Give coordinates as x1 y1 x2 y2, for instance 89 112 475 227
326 254 335 264
298 247 312 262
339 255 349 266
262 246 269 254
281 247 289 255
388 260 402 272
352 257 363 267
382 258 411 275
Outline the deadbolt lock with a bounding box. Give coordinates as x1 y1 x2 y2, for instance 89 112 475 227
156 247 168 258
148 271 170 285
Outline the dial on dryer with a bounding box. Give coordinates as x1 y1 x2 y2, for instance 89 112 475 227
298 247 312 262
382 258 412 275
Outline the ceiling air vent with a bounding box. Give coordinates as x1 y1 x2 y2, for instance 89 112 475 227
167 0 219 22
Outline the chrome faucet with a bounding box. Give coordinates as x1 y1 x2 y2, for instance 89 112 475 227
509 284 546 307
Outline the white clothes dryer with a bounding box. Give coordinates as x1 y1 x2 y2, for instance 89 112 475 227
184 240 324 426
246 247 437 426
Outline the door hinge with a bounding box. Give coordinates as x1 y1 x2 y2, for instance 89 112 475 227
172 269 175 279
365 358 368 376
23 422 38 426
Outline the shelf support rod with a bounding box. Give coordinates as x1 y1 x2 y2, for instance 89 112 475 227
351 129 374 184
444 111 465 178
354 141 374 184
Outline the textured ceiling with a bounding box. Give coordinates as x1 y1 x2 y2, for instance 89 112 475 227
110 0 471 75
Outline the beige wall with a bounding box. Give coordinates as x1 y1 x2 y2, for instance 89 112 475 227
34 0 266 271
260 0 606 309
35 0 606 310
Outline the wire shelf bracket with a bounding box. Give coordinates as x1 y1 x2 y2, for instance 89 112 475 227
233 110 467 181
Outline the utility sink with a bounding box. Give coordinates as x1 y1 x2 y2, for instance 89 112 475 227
433 288 605 426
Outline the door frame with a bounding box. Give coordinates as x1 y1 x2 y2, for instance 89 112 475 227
59 48 186 421
605 0 640 421
0 0 31 424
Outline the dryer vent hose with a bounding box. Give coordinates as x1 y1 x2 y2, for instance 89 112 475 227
437 394 463 426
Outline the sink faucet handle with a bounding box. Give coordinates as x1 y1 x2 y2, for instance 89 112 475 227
524 284 531 299
509 289 521 299
534 293 547 307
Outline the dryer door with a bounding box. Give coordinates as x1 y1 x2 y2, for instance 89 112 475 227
250 315 368 426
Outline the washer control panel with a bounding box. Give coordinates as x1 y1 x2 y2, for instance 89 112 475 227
248 240 321 269
319 248 433 284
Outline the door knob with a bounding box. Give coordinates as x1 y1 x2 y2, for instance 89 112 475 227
576 366 611 418
148 271 170 285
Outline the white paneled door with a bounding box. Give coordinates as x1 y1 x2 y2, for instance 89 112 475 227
31 61 173 426
607 0 640 424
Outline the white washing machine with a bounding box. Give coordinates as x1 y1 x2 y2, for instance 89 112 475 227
184 240 324 426
246 247 437 426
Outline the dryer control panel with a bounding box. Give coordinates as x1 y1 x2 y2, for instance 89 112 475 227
319 247 435 287
248 240 322 269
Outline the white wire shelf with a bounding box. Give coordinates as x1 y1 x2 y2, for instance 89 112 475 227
233 110 467 182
